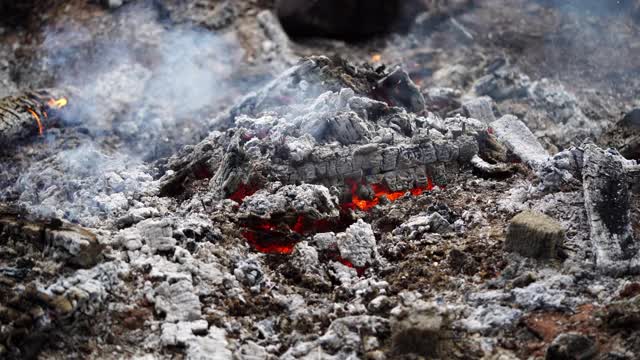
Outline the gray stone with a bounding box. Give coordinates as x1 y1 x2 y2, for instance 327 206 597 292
505 211 564 259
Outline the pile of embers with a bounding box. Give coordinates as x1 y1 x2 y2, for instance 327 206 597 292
159 56 499 254
1 53 640 359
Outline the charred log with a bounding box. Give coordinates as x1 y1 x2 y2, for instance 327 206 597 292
583 144 640 275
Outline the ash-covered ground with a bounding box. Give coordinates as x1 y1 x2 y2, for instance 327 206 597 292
1 1 640 359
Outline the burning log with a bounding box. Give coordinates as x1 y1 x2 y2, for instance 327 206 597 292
0 89 69 147
582 144 640 275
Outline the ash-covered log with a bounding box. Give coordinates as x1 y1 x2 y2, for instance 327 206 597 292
583 144 640 275
160 57 491 204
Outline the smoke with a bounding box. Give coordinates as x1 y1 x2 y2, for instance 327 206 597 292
40 1 251 161
2 1 272 224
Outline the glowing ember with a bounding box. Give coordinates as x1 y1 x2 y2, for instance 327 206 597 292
47 97 68 109
228 183 260 204
371 54 382 63
346 178 435 211
27 109 44 136
241 210 354 255
242 230 297 255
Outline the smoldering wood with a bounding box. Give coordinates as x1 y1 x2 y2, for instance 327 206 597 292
582 144 640 275
0 89 68 147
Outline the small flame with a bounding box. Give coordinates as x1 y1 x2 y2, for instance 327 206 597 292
371 54 382 63
47 97 68 109
27 109 44 136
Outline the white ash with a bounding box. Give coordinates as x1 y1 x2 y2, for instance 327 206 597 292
161 321 232 360
153 279 202 323
9 144 154 226
240 184 339 220
45 260 130 316
337 219 377 268
491 114 549 168
529 79 602 143
393 212 454 239
460 305 522 333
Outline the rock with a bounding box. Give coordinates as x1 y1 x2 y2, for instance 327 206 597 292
275 0 404 39
582 144 640 275
545 333 597 360
337 219 377 268
491 115 549 168
505 211 564 259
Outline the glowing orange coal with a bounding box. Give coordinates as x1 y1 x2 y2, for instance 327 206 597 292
26 97 69 137
47 97 68 109
27 109 44 136
345 178 435 211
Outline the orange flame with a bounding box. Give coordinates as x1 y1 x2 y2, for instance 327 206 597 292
47 97 68 109
27 109 44 136
371 54 382 63
348 178 435 211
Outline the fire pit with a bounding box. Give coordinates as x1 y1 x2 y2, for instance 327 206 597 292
0 1 639 360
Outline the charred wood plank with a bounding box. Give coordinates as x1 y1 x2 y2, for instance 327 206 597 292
582 144 640 275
